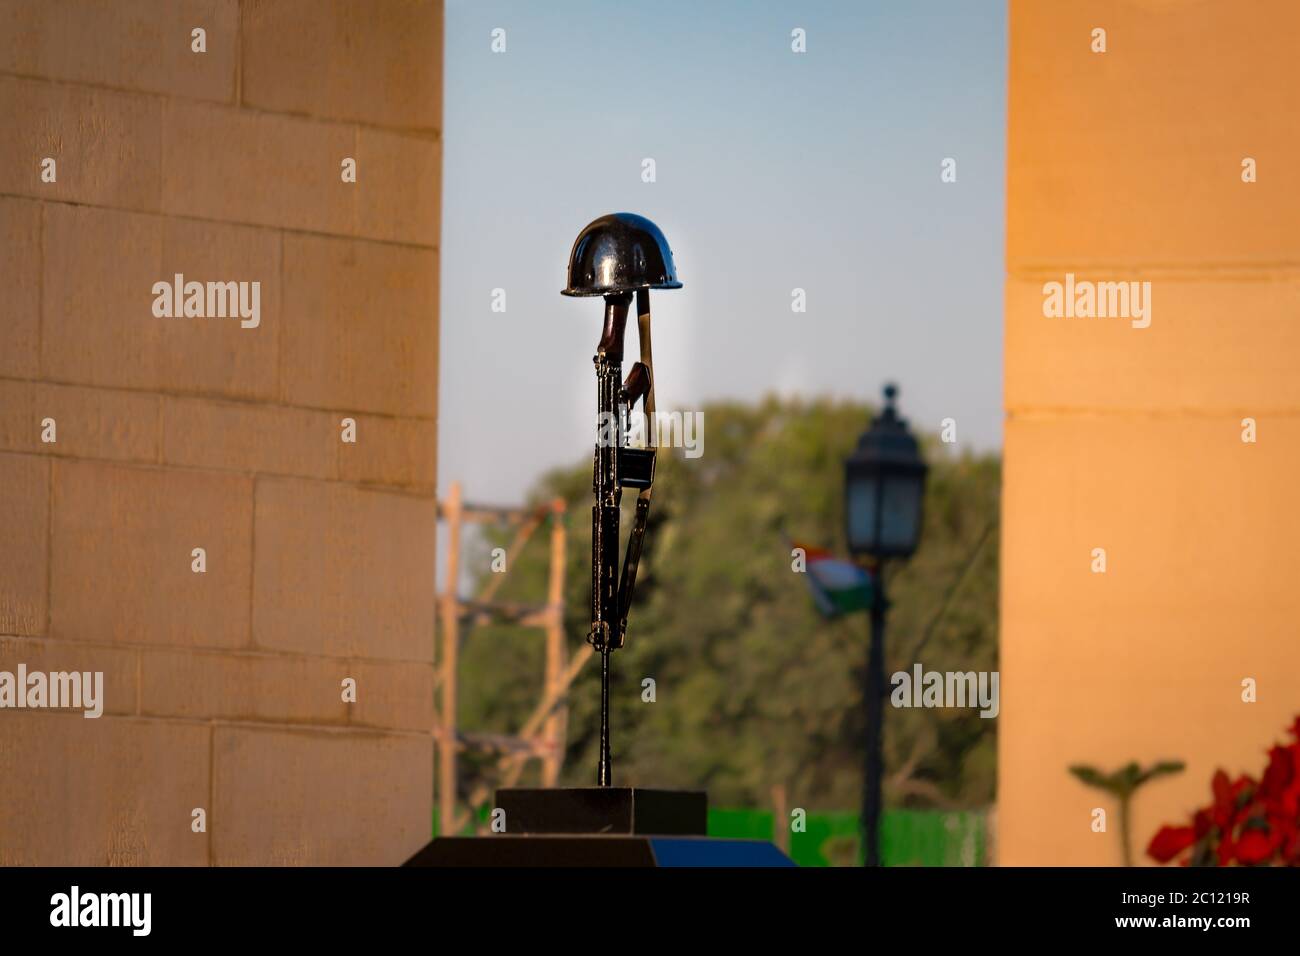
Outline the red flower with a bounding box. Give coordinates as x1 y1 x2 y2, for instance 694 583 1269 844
1212 769 1231 806
1211 770 1236 829
1235 827 1277 865
1260 745 1293 799
1148 826 1197 863
1272 814 1300 865
1230 774 1256 804
1147 714 1300 867
1216 833 1236 866
1286 745 1300 817
1283 827 1300 866
1193 808 1213 838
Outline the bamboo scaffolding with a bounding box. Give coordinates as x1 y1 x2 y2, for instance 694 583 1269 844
434 482 578 835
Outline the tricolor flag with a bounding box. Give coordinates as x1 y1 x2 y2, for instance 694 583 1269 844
792 542 874 618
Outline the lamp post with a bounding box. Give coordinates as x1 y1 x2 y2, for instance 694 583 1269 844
844 383 928 866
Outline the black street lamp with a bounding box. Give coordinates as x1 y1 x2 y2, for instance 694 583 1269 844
844 383 928 866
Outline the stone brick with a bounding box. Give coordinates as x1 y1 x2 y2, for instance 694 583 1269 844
0 454 47 637
42 204 281 399
0 0 238 102
212 725 432 865
157 216 282 399
356 127 440 247
0 76 161 211
1006 275 1300 413
1 0 444 870
0 715 209 865
140 648 349 725
161 99 355 235
252 477 436 660
282 235 438 416
336 414 437 491
50 460 253 649
161 397 334 479
348 659 435 732
241 0 443 132
0 636 138 716
0 197 41 377
41 203 165 390
0 379 159 462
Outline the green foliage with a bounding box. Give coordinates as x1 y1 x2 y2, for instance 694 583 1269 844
1069 761 1186 799
1068 760 1186 865
459 396 1000 813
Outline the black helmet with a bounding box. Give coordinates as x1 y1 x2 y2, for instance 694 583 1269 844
561 213 683 297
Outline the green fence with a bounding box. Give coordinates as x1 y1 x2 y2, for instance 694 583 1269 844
707 807 986 867
434 805 987 866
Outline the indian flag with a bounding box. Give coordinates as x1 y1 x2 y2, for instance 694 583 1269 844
794 542 874 618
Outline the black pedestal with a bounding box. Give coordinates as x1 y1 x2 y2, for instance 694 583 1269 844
497 787 706 835
404 834 793 867
402 787 794 867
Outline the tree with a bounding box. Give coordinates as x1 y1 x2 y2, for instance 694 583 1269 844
458 396 1000 814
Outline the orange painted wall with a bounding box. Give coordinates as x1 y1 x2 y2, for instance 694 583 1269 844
1000 0 1300 864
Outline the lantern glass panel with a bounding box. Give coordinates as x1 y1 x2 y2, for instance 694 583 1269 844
879 473 923 554
845 472 879 555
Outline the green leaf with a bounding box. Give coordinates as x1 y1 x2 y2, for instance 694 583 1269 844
1069 765 1112 792
1136 761 1185 786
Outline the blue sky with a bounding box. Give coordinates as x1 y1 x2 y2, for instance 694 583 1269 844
441 0 1007 504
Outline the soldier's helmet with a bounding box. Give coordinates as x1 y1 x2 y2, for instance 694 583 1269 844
561 213 683 297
